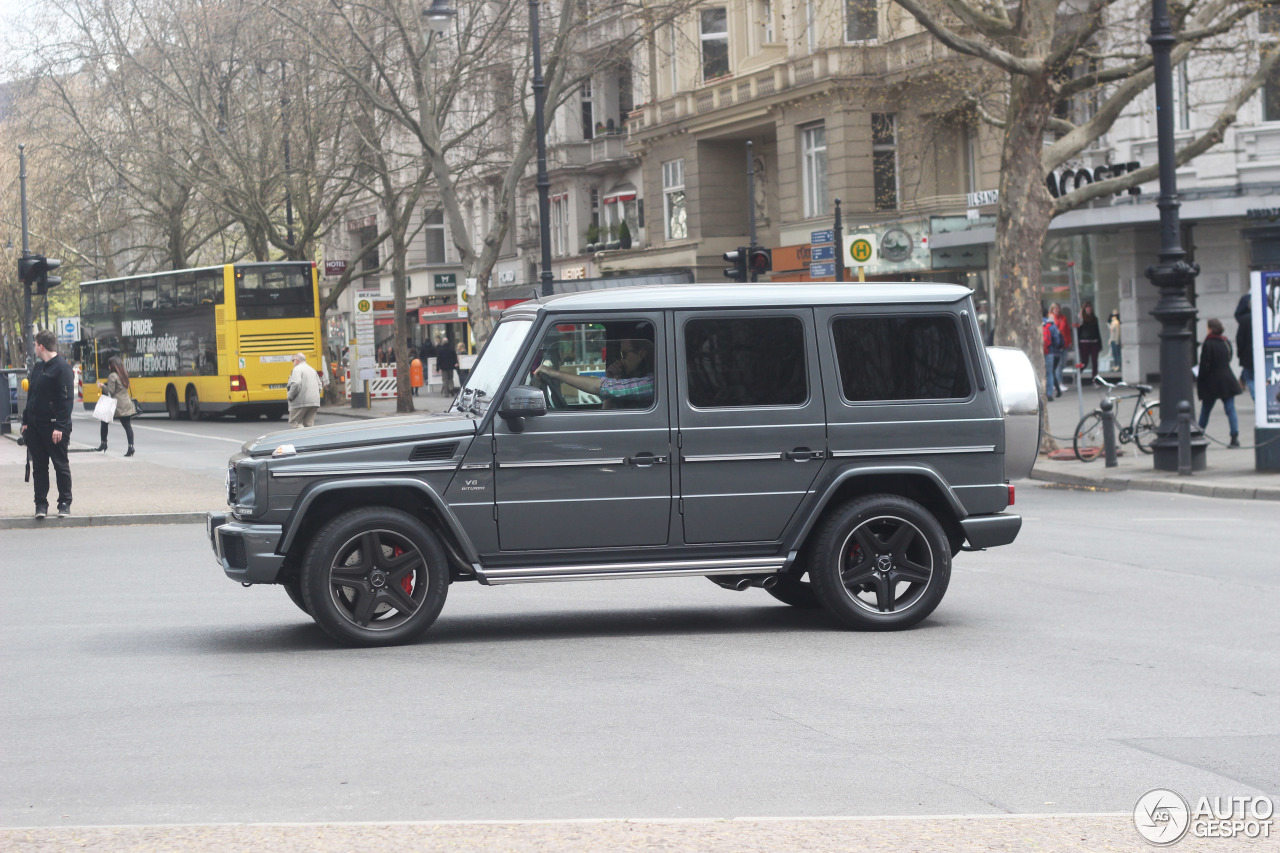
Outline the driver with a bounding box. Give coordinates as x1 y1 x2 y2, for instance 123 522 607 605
535 338 654 408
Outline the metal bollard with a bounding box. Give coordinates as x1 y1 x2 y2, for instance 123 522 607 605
1100 397 1118 467
1177 400 1193 476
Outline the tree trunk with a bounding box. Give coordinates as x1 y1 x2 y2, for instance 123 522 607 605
390 231 414 413
992 74 1059 452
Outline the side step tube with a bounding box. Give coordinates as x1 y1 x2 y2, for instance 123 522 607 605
478 556 788 586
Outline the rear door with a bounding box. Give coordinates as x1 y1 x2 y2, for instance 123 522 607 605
674 309 826 544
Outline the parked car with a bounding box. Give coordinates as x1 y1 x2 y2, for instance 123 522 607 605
208 283 1039 646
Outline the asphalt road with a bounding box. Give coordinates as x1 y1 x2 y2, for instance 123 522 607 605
1 484 1276 830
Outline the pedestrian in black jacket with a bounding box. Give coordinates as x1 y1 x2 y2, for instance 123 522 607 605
434 335 459 395
21 330 76 517
1235 292 1254 400
1197 318 1241 447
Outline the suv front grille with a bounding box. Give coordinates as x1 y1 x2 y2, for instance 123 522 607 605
222 532 248 569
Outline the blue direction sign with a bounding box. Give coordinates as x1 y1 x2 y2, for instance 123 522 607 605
809 262 836 278
810 229 834 245
810 244 835 262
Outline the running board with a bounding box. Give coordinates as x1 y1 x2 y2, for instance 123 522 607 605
477 556 788 586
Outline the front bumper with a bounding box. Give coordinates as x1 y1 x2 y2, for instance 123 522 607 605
207 512 286 583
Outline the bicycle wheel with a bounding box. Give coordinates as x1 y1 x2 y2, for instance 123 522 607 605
1132 402 1159 454
1073 411 1105 462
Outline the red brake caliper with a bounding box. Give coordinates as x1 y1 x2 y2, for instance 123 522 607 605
391 546 414 594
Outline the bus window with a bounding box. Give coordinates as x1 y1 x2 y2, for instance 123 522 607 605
109 283 125 313
156 280 175 309
197 272 222 305
124 282 140 313
90 283 107 316
235 265 315 321
176 278 195 307
140 279 157 310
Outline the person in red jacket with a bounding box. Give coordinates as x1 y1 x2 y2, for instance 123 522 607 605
1049 302 1072 393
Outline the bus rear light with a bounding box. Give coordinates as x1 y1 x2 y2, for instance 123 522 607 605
230 375 247 392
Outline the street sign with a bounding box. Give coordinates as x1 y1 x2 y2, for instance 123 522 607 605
845 236 877 266
810 244 835 262
323 260 348 277
809 262 836 279
810 229 834 245
433 273 457 290
56 317 80 342
354 287 377 379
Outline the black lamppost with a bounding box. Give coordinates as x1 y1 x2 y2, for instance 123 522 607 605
1146 0 1208 471
529 0 554 297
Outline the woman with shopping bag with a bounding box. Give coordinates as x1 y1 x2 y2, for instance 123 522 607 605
95 356 137 456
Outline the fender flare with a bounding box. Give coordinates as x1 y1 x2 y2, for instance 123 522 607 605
786 463 969 550
278 477 480 564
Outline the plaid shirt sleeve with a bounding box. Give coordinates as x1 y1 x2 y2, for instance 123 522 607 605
599 374 654 400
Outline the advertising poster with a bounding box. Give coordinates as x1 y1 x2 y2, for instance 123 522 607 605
1254 271 1280 427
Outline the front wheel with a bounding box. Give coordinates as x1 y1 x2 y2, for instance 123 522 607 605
166 386 180 420
809 495 951 631
301 506 448 646
1073 411 1104 462
1132 402 1159 454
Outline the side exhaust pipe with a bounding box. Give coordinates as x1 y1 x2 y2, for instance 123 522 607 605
712 574 778 591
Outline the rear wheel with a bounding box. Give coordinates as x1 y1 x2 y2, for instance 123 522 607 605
809 495 951 631
1073 411 1104 462
185 386 201 420
165 386 180 420
1132 402 1159 454
301 506 448 647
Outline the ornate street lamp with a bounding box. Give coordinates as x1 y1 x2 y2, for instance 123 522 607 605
423 0 456 35
529 0 554 297
1146 0 1208 470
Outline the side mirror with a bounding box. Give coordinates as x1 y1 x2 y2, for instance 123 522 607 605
498 385 547 432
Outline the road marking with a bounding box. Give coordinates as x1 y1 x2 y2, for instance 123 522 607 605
72 412 245 444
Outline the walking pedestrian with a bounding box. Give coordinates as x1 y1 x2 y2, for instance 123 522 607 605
1235 291 1255 400
435 334 459 395
1108 310 1122 371
1049 302 1072 393
1197 318 1242 447
95 355 137 457
1077 301 1102 382
21 329 75 518
1042 312 1065 399
287 352 322 428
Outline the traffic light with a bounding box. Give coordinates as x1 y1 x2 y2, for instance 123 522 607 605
17 255 62 295
723 247 748 282
748 247 772 277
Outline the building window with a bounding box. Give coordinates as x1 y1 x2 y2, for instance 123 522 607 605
581 80 593 140
663 159 687 240
551 194 570 257
668 23 680 94
424 210 446 265
806 0 817 52
1174 62 1190 131
801 123 827 219
964 125 978 195
845 0 877 42
872 113 898 211
700 7 729 81
756 0 774 47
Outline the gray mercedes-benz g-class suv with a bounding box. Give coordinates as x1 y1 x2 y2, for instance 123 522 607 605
208 283 1039 646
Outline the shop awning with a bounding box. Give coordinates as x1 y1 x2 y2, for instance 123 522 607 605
602 183 637 203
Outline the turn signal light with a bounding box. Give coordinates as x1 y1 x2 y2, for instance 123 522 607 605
230 375 247 392
1007 484 1016 506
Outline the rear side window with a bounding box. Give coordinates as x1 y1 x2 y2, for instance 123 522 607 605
832 315 972 401
685 316 807 407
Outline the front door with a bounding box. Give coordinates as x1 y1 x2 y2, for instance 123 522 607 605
675 309 827 544
494 313 672 551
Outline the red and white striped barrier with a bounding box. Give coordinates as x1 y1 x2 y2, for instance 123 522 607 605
345 365 399 399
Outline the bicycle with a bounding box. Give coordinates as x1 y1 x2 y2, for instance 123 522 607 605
1073 376 1160 461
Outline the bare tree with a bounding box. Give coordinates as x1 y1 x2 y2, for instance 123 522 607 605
893 0 1280 444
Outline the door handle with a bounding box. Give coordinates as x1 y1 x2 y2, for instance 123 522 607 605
783 448 824 462
628 453 669 467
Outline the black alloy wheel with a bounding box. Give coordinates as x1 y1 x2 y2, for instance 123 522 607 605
809 494 951 630
302 507 448 646
185 386 201 420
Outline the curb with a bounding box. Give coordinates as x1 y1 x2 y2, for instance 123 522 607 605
1029 468 1280 501
0 511 207 530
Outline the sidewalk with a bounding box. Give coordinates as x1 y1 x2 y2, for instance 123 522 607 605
1034 377 1280 500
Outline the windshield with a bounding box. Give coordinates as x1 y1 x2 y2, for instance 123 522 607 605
235 265 314 321
457 318 533 414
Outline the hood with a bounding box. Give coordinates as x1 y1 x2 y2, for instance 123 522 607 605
245 411 478 457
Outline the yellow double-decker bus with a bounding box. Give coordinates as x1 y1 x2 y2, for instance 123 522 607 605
79 262 321 420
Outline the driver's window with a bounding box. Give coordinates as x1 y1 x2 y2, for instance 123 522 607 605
529 320 656 412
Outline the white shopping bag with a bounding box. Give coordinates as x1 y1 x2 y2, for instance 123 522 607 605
93 394 117 423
